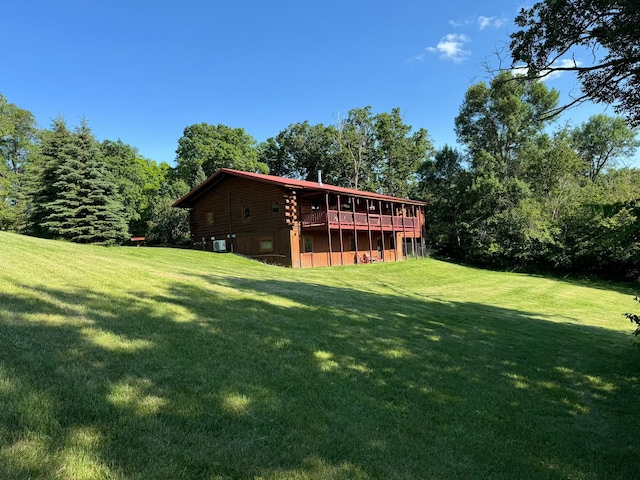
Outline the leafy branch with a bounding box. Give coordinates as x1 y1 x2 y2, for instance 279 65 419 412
623 296 640 336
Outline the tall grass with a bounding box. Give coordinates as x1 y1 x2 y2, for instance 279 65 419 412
1 231 638 479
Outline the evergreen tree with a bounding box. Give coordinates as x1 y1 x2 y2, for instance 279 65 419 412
72 122 129 245
29 118 129 244
39 121 85 238
28 118 76 237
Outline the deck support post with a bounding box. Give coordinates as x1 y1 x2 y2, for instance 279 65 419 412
366 199 373 262
391 202 397 261
401 203 407 259
337 194 345 265
419 205 425 258
325 192 333 266
411 204 417 259
351 196 358 264
378 200 384 261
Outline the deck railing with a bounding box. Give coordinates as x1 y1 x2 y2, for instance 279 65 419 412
301 210 421 230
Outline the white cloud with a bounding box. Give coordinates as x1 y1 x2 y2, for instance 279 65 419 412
407 53 426 62
417 14 506 64
449 15 508 30
478 16 507 30
426 33 471 63
545 58 582 79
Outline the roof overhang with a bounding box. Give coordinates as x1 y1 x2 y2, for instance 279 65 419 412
172 168 427 209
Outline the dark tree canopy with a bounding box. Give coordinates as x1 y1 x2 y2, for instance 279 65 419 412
0 94 36 230
510 0 640 125
259 121 340 183
175 123 268 187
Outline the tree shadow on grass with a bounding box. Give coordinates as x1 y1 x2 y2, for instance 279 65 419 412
0 274 639 479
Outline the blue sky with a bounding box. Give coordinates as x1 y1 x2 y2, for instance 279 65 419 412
1 0 622 166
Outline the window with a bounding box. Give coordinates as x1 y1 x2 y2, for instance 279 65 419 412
271 201 280 214
304 236 313 253
243 206 251 220
260 237 274 252
206 211 214 225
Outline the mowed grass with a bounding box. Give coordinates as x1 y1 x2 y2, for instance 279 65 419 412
1 231 639 480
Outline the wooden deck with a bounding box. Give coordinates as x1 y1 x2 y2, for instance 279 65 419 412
301 210 422 232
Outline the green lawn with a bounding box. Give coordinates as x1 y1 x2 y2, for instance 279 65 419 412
1 231 638 479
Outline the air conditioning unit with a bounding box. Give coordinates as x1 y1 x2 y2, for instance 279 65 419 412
213 240 227 252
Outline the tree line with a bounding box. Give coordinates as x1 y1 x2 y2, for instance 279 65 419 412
0 100 190 245
0 100 434 245
1 73 638 280
2 0 640 280
419 71 639 280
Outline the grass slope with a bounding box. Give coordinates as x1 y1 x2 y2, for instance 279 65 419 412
1 231 638 479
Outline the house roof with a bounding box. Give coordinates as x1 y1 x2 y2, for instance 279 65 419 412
172 168 427 208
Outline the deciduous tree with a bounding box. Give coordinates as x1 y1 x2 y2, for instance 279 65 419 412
146 175 190 245
259 121 340 183
416 146 472 256
261 107 431 198
570 114 639 181
510 0 640 125
374 108 433 198
175 123 268 187
0 94 36 230
334 107 377 191
454 72 560 265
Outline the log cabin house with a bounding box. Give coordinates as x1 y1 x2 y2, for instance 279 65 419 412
172 168 427 268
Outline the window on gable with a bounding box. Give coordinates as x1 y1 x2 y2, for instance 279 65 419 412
243 206 251 220
271 201 280 214
206 211 214 225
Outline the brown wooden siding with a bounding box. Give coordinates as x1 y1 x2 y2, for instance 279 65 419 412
189 176 296 266
180 172 425 268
